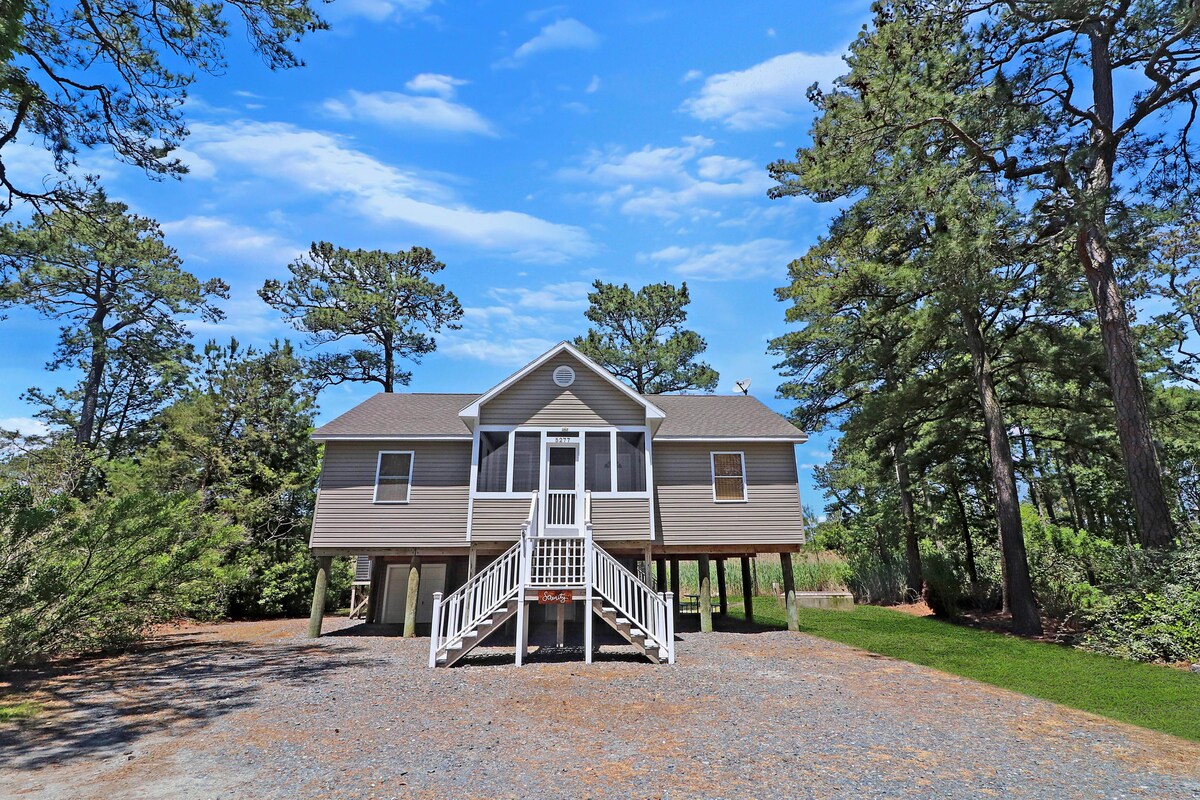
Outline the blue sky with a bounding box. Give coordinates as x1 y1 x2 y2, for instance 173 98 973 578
1 1 873 510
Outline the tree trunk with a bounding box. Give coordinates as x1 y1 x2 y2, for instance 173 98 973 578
959 303 1042 636
1017 428 1049 524
1079 26 1175 549
950 476 979 588
76 322 108 447
892 437 923 599
383 333 395 393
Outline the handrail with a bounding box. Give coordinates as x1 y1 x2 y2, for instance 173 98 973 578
429 538 522 666
591 545 675 664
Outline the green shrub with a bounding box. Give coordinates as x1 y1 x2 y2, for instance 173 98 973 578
0 486 239 667
1022 506 1121 619
920 547 966 619
1080 549 1200 663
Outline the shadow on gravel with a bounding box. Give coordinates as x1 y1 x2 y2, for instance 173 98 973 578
0 637 378 771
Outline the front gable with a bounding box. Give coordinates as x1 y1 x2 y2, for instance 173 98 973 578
460 343 664 429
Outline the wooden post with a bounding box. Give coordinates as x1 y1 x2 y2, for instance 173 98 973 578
740 556 755 624
556 603 565 648
641 543 653 584
669 557 681 621
403 555 421 638
467 544 478 579
716 558 728 616
655 557 666 590
307 555 333 638
698 555 713 633
365 557 385 623
780 551 799 631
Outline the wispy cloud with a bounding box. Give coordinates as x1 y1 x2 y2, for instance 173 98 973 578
440 281 590 365
563 136 772 220
642 238 796 281
325 0 433 23
681 49 847 130
0 417 49 436
322 90 498 136
497 18 601 68
189 120 592 262
161 216 303 269
405 73 469 98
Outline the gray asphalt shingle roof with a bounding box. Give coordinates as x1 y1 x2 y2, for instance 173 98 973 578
312 391 805 440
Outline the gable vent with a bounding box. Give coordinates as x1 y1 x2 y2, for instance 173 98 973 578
552 365 576 387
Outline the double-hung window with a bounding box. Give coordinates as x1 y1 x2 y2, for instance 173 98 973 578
711 452 747 502
375 451 414 503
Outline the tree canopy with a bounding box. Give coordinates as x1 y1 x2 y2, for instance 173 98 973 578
573 280 719 394
259 243 464 393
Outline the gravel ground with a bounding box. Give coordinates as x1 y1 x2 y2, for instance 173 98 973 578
2 616 1198 800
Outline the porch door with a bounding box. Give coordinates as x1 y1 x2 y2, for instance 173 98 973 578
543 438 582 535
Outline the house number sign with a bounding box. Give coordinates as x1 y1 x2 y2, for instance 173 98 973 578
552 436 573 443
538 590 573 604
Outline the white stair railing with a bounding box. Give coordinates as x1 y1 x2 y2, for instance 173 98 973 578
429 492 537 668
527 536 587 586
591 544 675 664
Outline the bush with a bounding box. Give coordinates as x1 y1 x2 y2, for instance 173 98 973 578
1080 549 1200 663
1022 506 1120 619
921 547 965 619
0 486 239 667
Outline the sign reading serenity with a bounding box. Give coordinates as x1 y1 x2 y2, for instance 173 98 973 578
538 590 573 605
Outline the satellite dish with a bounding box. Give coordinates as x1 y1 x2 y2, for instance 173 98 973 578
734 379 752 395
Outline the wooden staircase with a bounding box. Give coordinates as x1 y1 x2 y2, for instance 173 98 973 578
591 599 665 664
429 490 675 668
436 598 519 668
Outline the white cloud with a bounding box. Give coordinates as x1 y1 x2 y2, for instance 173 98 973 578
681 49 846 130
489 281 590 311
405 73 470 98
0 417 49 436
563 136 771 220
681 69 703 83
440 281 590 365
585 75 601 93
160 216 303 268
322 90 497 136
499 18 601 67
190 120 592 263
327 0 432 22
642 238 795 281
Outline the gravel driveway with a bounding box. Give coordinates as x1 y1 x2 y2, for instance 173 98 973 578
2 617 1197 800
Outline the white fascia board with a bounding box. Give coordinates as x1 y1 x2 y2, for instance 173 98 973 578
653 435 810 444
311 434 473 442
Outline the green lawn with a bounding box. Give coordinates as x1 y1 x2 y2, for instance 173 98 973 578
730 598 1200 742
0 700 40 723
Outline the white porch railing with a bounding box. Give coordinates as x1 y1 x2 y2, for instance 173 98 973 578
591 546 675 664
428 539 522 667
527 536 587 586
545 489 576 527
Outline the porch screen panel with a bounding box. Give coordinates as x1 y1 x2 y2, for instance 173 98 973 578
615 432 646 492
584 432 612 492
712 452 746 501
511 432 540 493
477 431 509 492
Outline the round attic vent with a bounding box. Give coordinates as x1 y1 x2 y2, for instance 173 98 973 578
552 365 576 387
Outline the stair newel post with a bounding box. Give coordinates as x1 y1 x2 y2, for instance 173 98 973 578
516 533 528 667
428 591 443 668
584 490 594 664
665 591 675 664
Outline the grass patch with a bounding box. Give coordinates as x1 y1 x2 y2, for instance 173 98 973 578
0 700 41 723
731 599 1200 742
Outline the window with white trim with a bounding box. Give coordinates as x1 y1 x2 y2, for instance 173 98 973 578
375 451 414 503
511 431 540 493
581 430 647 494
711 451 747 502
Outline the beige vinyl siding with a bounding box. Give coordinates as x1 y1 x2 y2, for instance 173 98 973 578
469 498 532 541
479 355 646 427
653 442 806 547
311 440 470 548
589 497 652 541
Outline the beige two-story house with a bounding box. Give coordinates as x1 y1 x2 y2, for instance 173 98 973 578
307 342 808 667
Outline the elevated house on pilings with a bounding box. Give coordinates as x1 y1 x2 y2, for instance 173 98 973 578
306 342 809 666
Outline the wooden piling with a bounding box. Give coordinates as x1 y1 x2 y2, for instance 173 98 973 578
669 557 681 621
403 555 421 638
698 555 713 633
716 558 728 616
740 556 755 624
307 555 333 638
780 551 799 631
365 556 385 624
